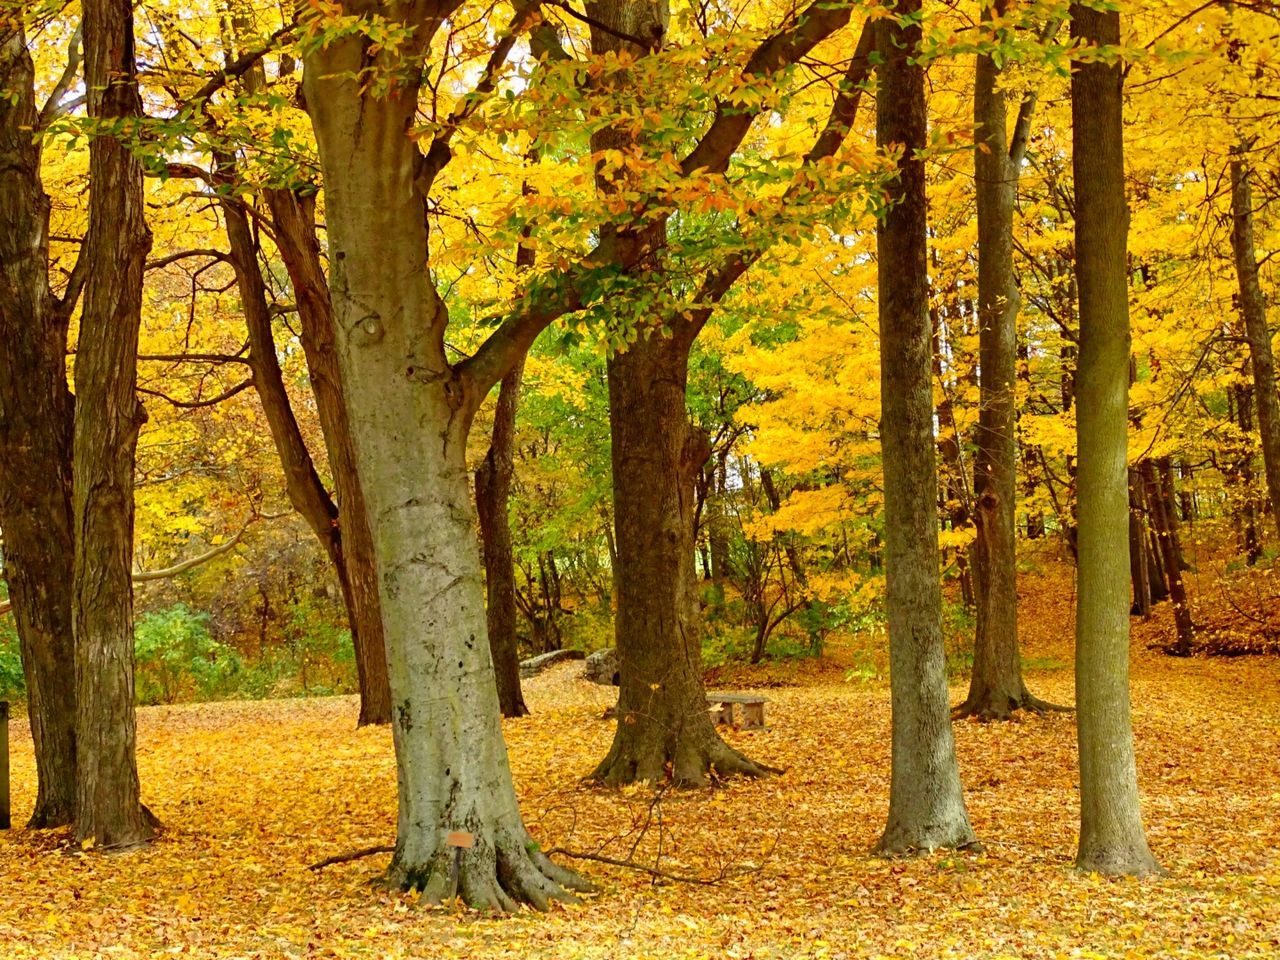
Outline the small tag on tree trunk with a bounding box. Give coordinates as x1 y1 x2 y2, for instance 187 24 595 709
446 831 474 849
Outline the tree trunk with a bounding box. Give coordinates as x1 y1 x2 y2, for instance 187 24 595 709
957 8 1053 720
872 4 976 855
1233 383 1263 564
302 29 585 907
1128 469 1152 619
583 0 769 786
1069 2 1161 877
1143 460 1194 654
476 361 530 718
1229 151 1280 541
593 334 772 785
265 188 392 726
72 0 157 848
0 27 78 828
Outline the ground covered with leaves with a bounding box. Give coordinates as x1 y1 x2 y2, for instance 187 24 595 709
2 561 1279 959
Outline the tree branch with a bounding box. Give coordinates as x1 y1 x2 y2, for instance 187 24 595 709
146 248 232 271
37 24 83 130
416 2 544 195
679 0 860 178
183 24 295 110
137 379 254 409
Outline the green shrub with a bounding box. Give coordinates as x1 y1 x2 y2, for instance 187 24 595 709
134 604 243 704
0 613 25 701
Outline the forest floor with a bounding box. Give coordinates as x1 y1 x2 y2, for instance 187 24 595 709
2 552 1279 959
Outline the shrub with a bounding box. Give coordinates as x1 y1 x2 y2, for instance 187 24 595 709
135 604 242 704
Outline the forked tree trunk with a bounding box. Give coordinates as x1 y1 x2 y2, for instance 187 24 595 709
1229 151 1280 540
593 333 772 784
266 188 392 726
585 0 769 786
1069 2 1161 877
957 4 1055 720
302 28 585 908
476 360 530 719
0 27 78 828
873 4 975 855
73 0 157 848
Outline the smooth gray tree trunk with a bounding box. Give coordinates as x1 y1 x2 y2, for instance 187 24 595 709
873 4 976 855
1070 2 1161 877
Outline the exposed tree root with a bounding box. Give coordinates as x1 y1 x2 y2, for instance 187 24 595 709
376 828 594 912
590 727 780 788
952 688 1074 722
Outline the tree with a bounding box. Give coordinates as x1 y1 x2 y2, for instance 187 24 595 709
1070 1 1161 877
873 2 976 855
587 0 873 787
956 1 1059 721
72 0 157 847
299 1 592 906
476 360 531 718
1229 147 1280 540
0 18 81 828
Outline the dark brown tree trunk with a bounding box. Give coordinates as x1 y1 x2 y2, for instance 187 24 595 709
957 5 1055 720
593 334 770 784
1229 151 1280 541
1177 460 1195 523
1143 460 1194 654
476 360 530 718
1070 1 1160 877
873 4 975 855
1233 383 1263 564
73 0 157 848
0 26 78 828
1157 460 1189 571
1128 469 1152 619
586 0 768 785
264 189 391 725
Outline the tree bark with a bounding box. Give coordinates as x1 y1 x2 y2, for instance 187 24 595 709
584 0 770 786
476 361 530 718
957 5 1054 720
0 25 78 828
872 4 976 855
1128 469 1152 619
1143 460 1194 654
593 334 772 784
265 188 392 726
1229 151 1280 541
302 17 586 907
1069 2 1161 877
73 0 157 848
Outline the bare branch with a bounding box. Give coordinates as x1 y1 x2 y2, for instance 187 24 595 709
416 2 545 194
680 0 860 179
137 378 254 409
146 248 232 271
37 24 83 129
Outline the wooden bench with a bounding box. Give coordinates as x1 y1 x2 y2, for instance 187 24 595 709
601 692 768 728
707 692 766 729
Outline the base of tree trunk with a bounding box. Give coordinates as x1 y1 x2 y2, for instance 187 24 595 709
874 826 982 858
499 699 531 719
380 827 593 911
26 799 76 830
1076 842 1166 877
951 685 1074 722
590 721 779 787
